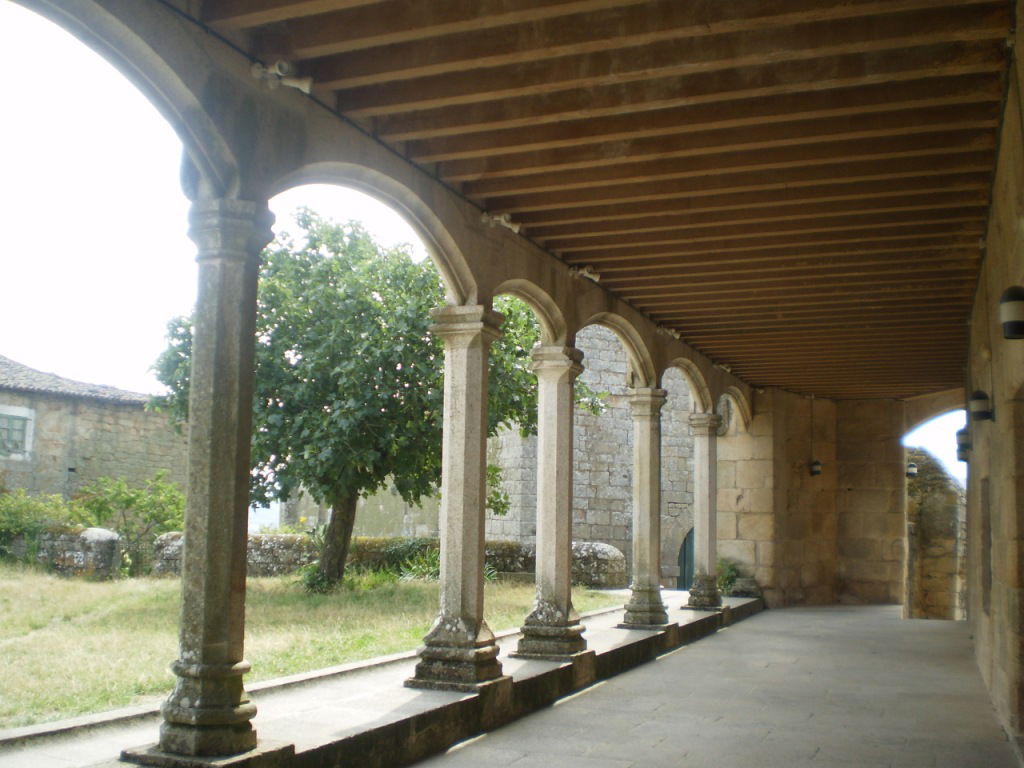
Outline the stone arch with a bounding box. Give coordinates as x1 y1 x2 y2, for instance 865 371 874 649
20 0 247 199
580 312 657 387
663 358 713 413
904 388 966 434
721 385 753 433
271 164 477 305
492 278 567 345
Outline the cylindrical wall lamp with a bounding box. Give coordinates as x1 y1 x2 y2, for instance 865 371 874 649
1000 286 1024 339
956 428 972 462
969 390 994 422
809 459 823 476
906 462 918 478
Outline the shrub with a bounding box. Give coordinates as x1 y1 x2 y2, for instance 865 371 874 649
717 558 741 594
399 546 441 581
0 489 75 560
71 472 185 576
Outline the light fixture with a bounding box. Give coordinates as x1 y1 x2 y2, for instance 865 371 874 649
251 60 313 93
1000 286 1024 339
906 462 918 479
956 428 971 462
481 211 522 233
969 390 994 421
808 394 822 477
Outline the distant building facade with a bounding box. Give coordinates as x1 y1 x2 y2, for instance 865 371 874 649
0 356 187 497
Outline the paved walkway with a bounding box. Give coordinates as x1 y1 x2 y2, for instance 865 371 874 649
415 606 1018 768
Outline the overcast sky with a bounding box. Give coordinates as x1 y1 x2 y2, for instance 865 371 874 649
0 1 965 485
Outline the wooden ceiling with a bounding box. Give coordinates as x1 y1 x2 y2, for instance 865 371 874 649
201 0 1012 400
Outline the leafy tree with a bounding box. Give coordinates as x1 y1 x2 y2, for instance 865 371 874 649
153 210 584 588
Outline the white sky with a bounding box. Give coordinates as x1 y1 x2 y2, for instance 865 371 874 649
0 1 967 486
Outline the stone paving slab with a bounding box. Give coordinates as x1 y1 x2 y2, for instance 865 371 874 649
0 590 748 768
415 605 1020 768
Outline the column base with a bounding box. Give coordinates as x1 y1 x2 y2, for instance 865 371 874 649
512 622 586 660
621 586 669 627
122 740 292 768
154 722 258 759
687 573 722 609
405 618 504 692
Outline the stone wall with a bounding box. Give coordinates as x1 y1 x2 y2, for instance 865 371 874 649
0 390 187 497
716 390 779 603
154 532 319 577
905 448 966 620
964 30 1024 738
485 324 693 582
836 399 906 605
11 526 122 579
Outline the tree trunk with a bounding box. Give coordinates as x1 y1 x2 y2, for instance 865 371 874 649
319 493 358 585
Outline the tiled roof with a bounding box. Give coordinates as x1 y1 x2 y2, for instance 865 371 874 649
0 355 149 404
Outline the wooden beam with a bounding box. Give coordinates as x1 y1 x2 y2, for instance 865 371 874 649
484 151 993 212
543 208 987 253
463 129 993 197
335 4 1006 113
373 41 1003 140
407 73 1001 162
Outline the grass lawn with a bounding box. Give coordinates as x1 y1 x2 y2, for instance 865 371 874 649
0 563 622 728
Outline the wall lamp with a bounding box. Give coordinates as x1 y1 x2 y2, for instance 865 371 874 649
809 459 823 477
1000 286 1024 339
251 60 313 94
969 390 994 422
906 462 918 479
956 428 972 462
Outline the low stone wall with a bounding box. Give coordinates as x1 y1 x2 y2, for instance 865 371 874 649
154 532 319 577
153 533 628 587
11 526 122 579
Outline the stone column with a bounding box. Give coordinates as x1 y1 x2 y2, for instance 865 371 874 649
515 345 586 659
622 387 669 627
408 305 505 690
159 199 274 756
688 412 723 609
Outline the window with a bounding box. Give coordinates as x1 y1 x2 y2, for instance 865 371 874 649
0 406 34 459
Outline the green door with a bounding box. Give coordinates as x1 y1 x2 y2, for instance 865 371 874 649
678 529 695 590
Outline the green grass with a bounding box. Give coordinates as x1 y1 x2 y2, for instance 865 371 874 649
0 563 621 728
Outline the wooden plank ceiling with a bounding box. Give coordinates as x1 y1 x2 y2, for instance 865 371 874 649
202 0 1012 400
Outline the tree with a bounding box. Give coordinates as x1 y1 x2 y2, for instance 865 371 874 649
153 210 554 587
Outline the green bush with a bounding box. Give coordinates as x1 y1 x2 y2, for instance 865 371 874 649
399 546 441 581
71 472 185 576
0 489 75 560
717 558 741 594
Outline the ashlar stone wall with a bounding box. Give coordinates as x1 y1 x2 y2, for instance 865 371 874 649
0 390 188 497
486 324 694 582
963 27 1024 737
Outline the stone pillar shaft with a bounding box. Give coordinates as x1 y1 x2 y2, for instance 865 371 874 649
515 346 586 659
689 412 723 609
159 199 274 757
622 387 669 627
409 305 505 690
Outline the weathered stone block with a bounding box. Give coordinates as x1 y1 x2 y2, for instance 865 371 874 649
738 514 774 542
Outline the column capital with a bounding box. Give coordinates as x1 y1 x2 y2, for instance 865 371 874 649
188 198 275 263
627 387 667 417
429 304 503 343
530 345 584 378
689 412 723 436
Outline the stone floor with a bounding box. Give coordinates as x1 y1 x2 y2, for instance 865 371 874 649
415 605 1019 768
